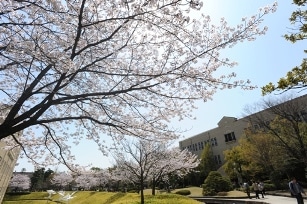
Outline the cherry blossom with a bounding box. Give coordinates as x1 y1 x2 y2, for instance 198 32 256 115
0 0 278 171
51 172 73 189
74 172 98 190
112 139 199 203
9 174 31 191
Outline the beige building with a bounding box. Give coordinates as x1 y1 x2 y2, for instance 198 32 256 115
0 105 21 203
0 141 20 202
179 94 307 169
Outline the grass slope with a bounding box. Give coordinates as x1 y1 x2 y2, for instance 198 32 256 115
3 190 203 204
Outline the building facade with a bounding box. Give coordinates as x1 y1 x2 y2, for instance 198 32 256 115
0 105 21 203
179 94 307 169
0 141 20 202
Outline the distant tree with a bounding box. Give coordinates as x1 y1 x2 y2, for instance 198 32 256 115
262 0 307 94
0 0 277 170
51 172 73 190
112 139 199 204
75 172 98 190
197 143 217 185
240 130 287 180
30 168 54 191
111 140 161 204
9 174 31 191
90 167 101 172
223 145 247 183
95 169 112 190
31 168 45 191
149 147 199 195
44 169 54 190
245 96 307 180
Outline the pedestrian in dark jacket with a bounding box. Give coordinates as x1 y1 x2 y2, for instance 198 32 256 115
289 177 306 204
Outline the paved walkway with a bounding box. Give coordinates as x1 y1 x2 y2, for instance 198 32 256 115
239 194 303 204
197 193 306 204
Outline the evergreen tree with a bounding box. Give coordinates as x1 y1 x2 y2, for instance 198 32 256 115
197 143 217 186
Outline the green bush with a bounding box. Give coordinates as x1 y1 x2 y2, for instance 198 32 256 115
5 192 31 196
264 183 275 191
269 171 284 189
202 171 233 196
175 190 191 195
202 185 216 196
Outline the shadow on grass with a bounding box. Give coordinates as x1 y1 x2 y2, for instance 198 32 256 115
102 192 126 204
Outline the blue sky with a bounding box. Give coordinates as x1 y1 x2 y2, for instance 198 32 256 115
174 0 306 136
14 0 306 172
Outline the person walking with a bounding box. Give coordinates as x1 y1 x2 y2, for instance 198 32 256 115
252 180 260 199
243 182 251 199
289 177 306 204
258 181 265 198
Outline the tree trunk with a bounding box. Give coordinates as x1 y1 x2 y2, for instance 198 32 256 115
140 174 145 204
140 184 144 204
151 178 156 195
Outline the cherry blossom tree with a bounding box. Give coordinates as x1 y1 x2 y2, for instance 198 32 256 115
74 169 111 190
149 147 199 195
112 139 199 204
112 139 161 203
62 168 111 190
74 172 98 190
0 0 278 170
51 172 73 190
95 169 112 190
9 173 31 191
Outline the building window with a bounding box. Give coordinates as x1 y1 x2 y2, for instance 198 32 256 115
214 155 222 165
224 132 236 142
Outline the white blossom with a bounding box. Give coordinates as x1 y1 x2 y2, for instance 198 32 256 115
0 0 278 170
9 174 31 190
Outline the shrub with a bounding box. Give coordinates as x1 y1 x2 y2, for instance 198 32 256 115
269 171 284 189
202 171 233 196
5 192 31 196
202 185 216 196
264 183 275 191
175 190 191 195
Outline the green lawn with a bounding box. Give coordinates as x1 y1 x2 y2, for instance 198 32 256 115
3 190 203 204
3 187 247 204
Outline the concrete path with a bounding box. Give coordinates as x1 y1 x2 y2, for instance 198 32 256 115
233 194 303 204
198 195 304 204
